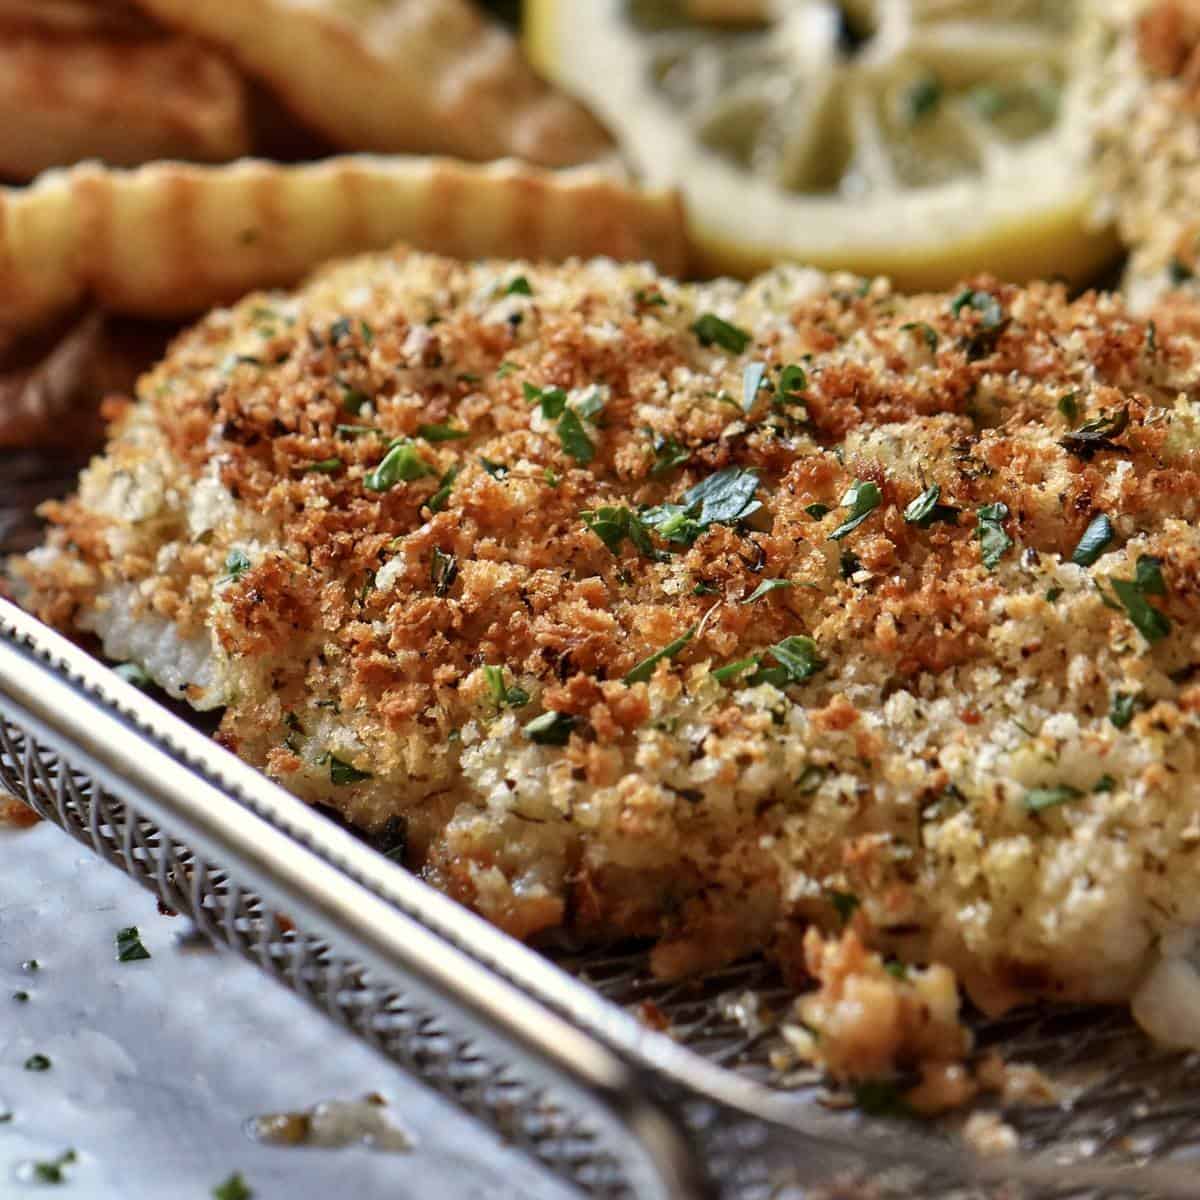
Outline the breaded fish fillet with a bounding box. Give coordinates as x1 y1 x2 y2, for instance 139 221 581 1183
15 250 1200 1032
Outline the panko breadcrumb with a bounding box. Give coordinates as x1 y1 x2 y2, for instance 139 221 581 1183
14 249 1200 1049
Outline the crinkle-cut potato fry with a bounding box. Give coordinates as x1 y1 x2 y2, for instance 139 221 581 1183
131 0 614 168
0 28 251 181
0 156 687 328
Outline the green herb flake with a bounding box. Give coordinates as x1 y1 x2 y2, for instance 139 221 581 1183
328 756 372 786
829 480 882 541
418 423 469 442
976 502 1013 569
302 457 343 474
1057 392 1079 424
556 408 596 463
502 275 532 296
950 289 1004 329
32 1149 76 1184
115 926 150 963
219 549 252 583
524 711 577 746
634 288 668 308
690 313 751 354
1045 586 1063 603
113 662 151 690
426 466 459 513
335 423 379 438
900 322 938 353
24 1053 50 1072
523 381 567 419
495 361 518 378
1109 692 1140 729
1169 257 1194 285
624 627 696 685
574 386 608 423
710 656 759 683
213 1173 254 1200
431 547 458 598
1110 576 1171 642
1094 774 1117 793
1060 407 1130 459
580 505 663 560
339 386 371 416
1025 784 1084 813
750 635 825 686
829 890 860 925
1071 513 1115 567
741 361 767 414
774 362 808 411
804 503 830 520
364 441 433 492
902 483 959 529
642 466 761 545
482 666 529 710
743 579 793 604
905 73 942 123
795 764 827 794
649 433 690 477
479 457 508 479
1135 555 1167 595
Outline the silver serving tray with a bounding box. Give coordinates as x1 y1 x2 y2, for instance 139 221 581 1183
1 465 1198 1199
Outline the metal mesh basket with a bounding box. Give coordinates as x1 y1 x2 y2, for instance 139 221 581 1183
2 479 1200 1198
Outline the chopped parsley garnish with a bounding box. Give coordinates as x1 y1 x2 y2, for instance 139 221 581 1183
364 441 433 491
1136 554 1166 595
884 960 908 981
431 547 458 597
115 926 150 963
1169 257 1194 285
329 316 372 345
219 549 251 583
690 313 751 354
902 484 959 528
302 457 343 474
24 1053 50 1072
950 288 1004 328
524 711 576 746
750 635 824 686
829 480 882 540
556 408 595 463
624 627 696 685
840 550 862 579
31 1149 76 1184
795 764 827 793
1045 587 1063 603
710 656 758 683
829 890 860 925
574 386 608 422
418 423 468 442
523 381 567 419
642 467 761 544
1057 392 1079 424
905 73 942 123
1094 774 1117 793
1110 575 1171 642
804 503 830 520
976 502 1013 569
900 322 938 353
649 433 690 477
479 457 508 478
213 1173 254 1200
502 275 532 296
775 363 808 409
427 466 459 513
1025 784 1083 813
634 288 668 308
339 385 371 415
742 361 768 413
482 666 529 710
743 579 792 604
1071 513 1114 567
328 756 372 786
1109 692 1142 729
1060 407 1129 459
335 423 378 438
113 662 151 690
580 506 662 559
495 361 518 378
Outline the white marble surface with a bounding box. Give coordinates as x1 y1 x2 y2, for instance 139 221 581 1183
0 824 573 1199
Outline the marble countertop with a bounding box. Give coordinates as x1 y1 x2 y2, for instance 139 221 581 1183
0 823 574 1200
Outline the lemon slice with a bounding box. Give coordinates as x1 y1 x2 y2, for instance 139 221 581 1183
526 0 1119 287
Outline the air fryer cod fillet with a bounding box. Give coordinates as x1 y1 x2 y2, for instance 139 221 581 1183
15 250 1200 1034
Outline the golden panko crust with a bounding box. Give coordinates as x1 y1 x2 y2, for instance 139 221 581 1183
14 249 1200 1019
